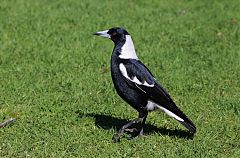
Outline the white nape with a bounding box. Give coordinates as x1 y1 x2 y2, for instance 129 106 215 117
119 63 154 87
146 101 184 122
119 35 139 59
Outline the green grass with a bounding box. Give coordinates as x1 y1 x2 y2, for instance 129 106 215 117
0 0 240 157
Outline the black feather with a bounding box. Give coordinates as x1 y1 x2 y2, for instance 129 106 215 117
119 59 196 133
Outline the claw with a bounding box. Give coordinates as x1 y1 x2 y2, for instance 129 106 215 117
111 113 148 142
112 133 122 143
124 128 138 133
137 128 147 138
137 133 147 138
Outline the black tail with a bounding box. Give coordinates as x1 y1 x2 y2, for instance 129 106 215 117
168 103 196 133
178 117 196 133
154 99 197 134
145 82 196 133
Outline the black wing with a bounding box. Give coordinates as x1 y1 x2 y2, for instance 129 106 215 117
119 59 196 133
120 59 173 102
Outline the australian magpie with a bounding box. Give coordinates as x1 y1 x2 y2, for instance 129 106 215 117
93 27 196 142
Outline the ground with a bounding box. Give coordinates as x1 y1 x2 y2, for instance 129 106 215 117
0 0 239 157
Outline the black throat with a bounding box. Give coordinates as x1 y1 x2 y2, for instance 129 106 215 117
111 39 126 62
110 39 127 84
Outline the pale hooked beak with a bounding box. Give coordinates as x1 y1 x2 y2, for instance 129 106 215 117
93 30 110 38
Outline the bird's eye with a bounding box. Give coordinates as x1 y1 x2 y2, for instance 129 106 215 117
111 32 117 36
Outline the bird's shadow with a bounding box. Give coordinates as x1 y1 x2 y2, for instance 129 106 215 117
76 111 194 139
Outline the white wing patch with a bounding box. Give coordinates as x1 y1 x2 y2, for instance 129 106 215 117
147 100 184 122
119 63 154 87
132 76 141 84
119 35 139 59
143 81 153 87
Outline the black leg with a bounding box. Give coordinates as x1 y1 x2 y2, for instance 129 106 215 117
112 117 143 142
137 112 148 137
112 111 148 142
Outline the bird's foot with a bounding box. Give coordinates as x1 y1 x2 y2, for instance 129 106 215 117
136 128 147 138
137 132 147 138
112 133 123 143
112 128 138 142
124 128 138 133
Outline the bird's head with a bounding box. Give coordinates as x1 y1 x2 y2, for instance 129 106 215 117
93 27 129 43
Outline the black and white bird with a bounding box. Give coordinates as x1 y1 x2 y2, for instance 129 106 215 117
93 27 196 141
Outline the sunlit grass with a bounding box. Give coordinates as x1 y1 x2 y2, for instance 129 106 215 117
0 0 239 157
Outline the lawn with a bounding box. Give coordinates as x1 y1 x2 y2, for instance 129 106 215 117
0 0 240 157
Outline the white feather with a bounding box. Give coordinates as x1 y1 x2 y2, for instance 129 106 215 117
143 81 154 87
146 100 184 122
132 76 142 84
119 63 154 87
119 35 138 59
146 100 157 111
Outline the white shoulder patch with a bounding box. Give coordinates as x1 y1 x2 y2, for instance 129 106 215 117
143 81 154 87
119 63 134 81
119 35 139 59
119 63 154 87
132 76 142 84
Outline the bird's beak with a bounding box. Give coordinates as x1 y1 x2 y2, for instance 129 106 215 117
93 30 110 39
